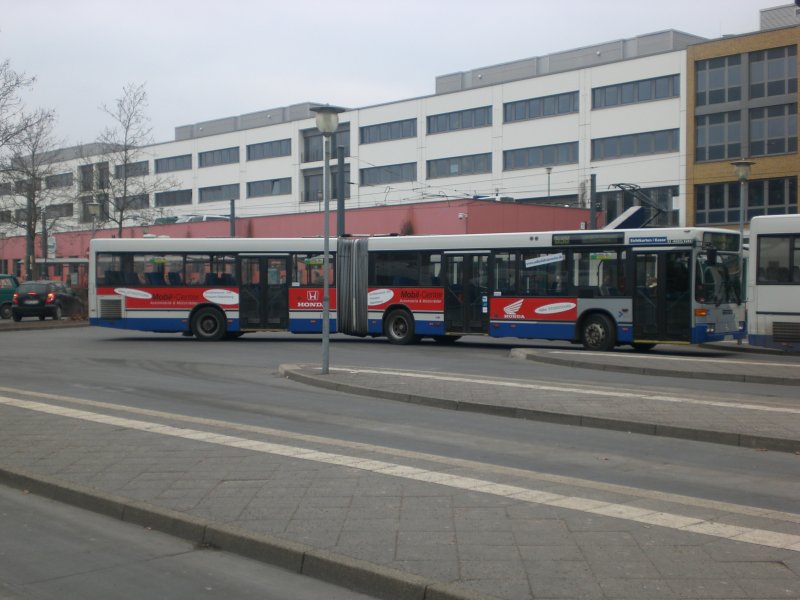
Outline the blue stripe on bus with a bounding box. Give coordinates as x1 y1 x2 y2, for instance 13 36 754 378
490 321 576 340
692 325 745 343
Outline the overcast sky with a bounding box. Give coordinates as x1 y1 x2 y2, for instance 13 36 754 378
1 0 786 146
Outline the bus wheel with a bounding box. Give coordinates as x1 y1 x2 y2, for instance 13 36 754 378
432 335 460 344
631 342 656 352
384 309 419 345
581 314 616 351
192 307 226 341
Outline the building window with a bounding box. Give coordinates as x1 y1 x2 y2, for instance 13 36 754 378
750 45 797 99
247 178 291 198
79 165 94 192
303 125 350 163
155 189 192 207
155 154 192 173
360 163 417 186
198 147 240 168
45 172 73 189
45 203 74 218
360 119 417 144
98 163 109 190
592 75 679 109
302 166 351 202
750 104 797 157
115 160 149 178
427 107 492 134
199 184 239 203
427 153 492 179
246 139 291 161
695 177 798 225
504 92 579 122
591 129 679 161
746 177 798 220
503 142 578 171
696 55 742 106
695 111 741 161
115 194 149 211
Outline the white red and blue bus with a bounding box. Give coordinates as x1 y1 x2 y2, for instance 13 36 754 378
747 214 800 351
89 227 745 350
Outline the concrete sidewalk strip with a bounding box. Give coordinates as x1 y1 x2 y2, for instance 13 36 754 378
0 465 493 600
278 364 800 454
510 348 800 387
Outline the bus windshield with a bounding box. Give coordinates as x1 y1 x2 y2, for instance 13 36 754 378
695 252 741 305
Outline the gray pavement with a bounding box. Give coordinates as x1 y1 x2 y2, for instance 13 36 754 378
2 322 800 599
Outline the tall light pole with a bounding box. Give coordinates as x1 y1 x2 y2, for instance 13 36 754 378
546 167 552 198
311 104 345 375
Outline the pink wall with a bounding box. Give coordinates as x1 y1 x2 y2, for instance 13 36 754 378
1 200 597 278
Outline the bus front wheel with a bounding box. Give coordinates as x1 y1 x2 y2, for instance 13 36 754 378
384 309 419 345
192 307 226 341
581 314 616 351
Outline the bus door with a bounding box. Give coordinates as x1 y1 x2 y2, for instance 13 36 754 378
444 253 490 334
238 255 289 330
633 251 691 341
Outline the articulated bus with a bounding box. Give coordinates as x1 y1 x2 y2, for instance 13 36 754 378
747 214 800 351
89 227 746 350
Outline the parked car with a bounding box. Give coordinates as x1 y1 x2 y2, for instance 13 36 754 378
11 280 83 321
174 214 229 223
0 274 20 319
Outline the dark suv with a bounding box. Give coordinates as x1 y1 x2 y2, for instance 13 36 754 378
11 280 82 321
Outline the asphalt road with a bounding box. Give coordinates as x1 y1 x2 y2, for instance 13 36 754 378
0 484 375 600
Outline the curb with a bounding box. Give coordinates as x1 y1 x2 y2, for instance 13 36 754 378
279 364 800 455
0 465 497 600
509 348 800 387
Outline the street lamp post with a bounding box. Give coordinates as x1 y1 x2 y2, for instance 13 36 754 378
731 159 754 273
731 158 754 345
310 104 345 375
546 167 552 198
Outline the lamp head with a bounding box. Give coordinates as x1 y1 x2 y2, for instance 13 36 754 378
310 104 345 136
730 158 755 182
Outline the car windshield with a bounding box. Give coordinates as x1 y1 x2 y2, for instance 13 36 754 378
695 252 741 305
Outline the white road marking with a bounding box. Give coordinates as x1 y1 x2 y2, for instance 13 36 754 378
333 367 800 415
1 392 798 553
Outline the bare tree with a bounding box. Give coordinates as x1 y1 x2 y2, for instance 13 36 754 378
88 83 174 237
0 60 38 157
3 110 69 279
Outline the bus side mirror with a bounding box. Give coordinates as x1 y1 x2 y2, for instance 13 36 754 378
706 248 717 265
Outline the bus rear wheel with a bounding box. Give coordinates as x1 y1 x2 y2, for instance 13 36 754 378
384 309 419 345
581 314 616 351
192 307 226 341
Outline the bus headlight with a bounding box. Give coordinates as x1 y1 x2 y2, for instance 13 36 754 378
706 324 716 334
